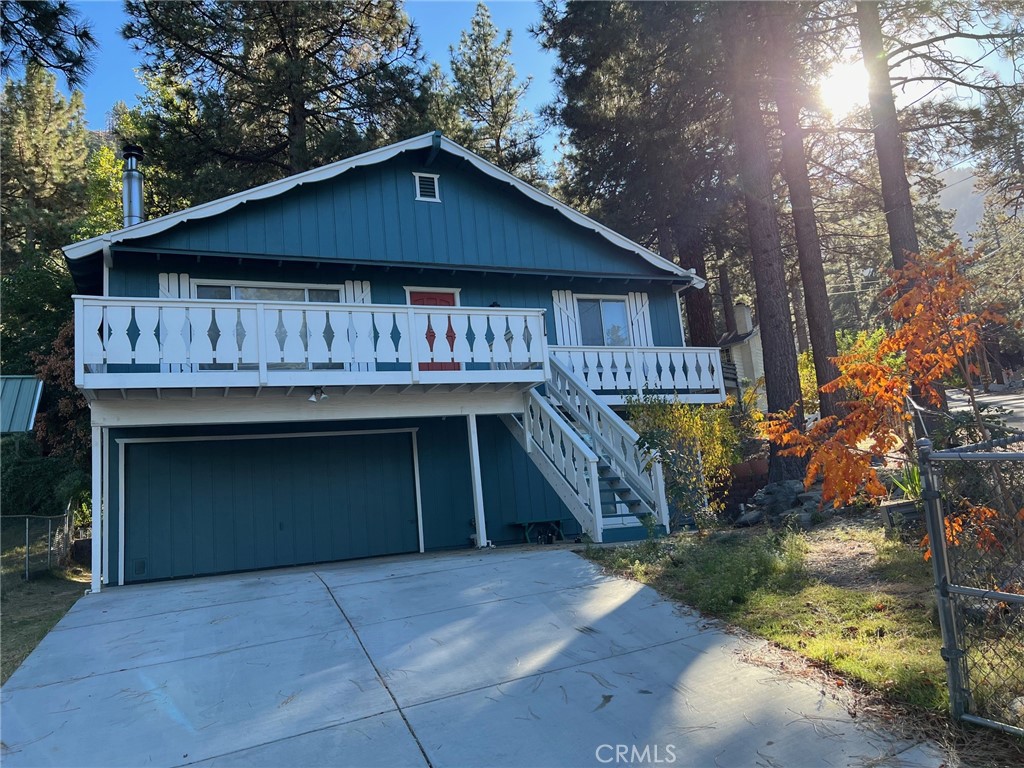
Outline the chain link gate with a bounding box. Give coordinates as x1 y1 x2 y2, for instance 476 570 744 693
919 434 1024 736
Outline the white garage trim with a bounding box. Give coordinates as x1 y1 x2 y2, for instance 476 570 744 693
118 440 125 586
466 414 488 548
90 425 102 594
102 426 110 586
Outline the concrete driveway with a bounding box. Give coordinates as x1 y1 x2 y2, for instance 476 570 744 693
2 548 941 767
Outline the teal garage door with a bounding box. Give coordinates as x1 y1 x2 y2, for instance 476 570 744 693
124 432 419 582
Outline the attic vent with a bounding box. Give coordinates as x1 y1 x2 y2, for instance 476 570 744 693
414 173 440 202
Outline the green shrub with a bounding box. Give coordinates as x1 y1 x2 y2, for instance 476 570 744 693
625 395 741 528
0 435 89 519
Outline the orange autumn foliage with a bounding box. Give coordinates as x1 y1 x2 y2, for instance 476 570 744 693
760 244 1005 508
922 503 1002 561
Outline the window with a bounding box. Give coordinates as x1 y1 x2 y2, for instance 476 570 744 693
191 282 352 371
577 298 631 346
194 284 340 303
414 172 440 202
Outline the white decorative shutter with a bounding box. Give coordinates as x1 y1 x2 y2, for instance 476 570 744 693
551 290 580 346
158 272 190 299
341 281 372 371
626 292 653 347
342 280 372 304
158 273 190 372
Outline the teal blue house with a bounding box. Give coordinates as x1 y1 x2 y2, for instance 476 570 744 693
64 133 725 591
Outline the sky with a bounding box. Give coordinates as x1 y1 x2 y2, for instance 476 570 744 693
60 0 1010 240
68 0 559 133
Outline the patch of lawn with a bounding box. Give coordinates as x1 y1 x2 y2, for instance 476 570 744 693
871 534 933 587
586 531 948 711
1 569 89 685
2 519 89 685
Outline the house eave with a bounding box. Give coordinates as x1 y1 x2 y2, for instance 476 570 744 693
106 245 697 285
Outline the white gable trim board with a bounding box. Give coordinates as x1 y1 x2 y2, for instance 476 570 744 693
552 290 653 347
64 133 704 286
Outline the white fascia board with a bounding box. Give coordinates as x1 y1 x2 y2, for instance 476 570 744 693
62 131 694 283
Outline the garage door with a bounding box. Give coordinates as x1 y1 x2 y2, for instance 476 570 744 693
124 432 419 582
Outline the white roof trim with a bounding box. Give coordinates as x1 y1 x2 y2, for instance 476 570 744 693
62 132 694 281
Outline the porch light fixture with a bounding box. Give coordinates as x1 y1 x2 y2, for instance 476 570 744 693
307 387 329 403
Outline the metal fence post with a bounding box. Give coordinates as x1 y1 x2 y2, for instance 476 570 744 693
917 437 967 719
25 517 30 581
47 519 52 569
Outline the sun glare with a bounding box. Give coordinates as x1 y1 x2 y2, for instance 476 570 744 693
819 61 870 119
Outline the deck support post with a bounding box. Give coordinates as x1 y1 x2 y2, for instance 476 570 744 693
466 414 488 548
90 424 102 593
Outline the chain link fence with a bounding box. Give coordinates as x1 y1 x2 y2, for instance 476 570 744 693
0 512 76 580
920 434 1024 736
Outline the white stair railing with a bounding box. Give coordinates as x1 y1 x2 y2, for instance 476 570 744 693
501 390 604 542
548 355 669 530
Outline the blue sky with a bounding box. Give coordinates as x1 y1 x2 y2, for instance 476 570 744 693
69 0 558 134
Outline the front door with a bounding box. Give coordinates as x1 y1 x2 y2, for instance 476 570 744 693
409 291 460 371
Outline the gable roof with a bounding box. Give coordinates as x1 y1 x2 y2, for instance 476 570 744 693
62 132 703 287
1 375 43 433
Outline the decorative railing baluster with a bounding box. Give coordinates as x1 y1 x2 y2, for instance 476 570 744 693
73 296 547 388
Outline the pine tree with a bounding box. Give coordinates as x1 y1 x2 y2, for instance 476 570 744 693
449 2 542 181
424 62 473 145
721 1 806 482
762 3 841 418
0 64 88 373
856 1 921 269
537 0 729 346
122 0 426 204
0 0 95 87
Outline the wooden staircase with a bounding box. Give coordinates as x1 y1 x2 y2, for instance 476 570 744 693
500 355 669 544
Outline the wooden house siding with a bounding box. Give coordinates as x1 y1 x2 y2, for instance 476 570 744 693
476 415 580 545
117 153 669 279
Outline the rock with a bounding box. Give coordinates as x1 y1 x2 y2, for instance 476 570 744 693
71 538 92 567
779 510 815 530
734 507 764 527
1006 696 1024 727
797 490 822 506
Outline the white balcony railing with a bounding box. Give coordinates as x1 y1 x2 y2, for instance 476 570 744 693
75 296 548 390
550 345 726 404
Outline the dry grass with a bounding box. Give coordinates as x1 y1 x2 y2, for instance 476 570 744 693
584 511 1024 766
1 520 89 685
1 569 89 684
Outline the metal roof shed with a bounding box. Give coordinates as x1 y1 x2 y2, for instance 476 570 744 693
1 376 44 434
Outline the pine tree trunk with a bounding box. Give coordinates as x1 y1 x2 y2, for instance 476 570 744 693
673 205 717 347
717 255 738 337
843 254 864 326
764 4 841 418
722 2 805 483
288 95 308 173
790 274 810 354
856 1 920 269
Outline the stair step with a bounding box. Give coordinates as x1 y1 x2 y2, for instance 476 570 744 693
600 489 642 503
603 511 654 520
